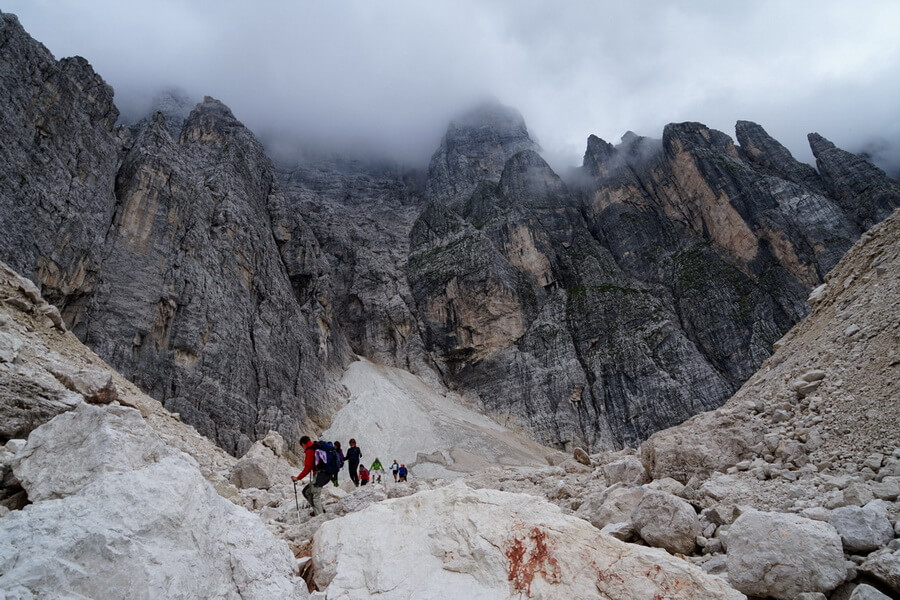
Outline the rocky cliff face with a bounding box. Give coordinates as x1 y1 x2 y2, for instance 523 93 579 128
410 106 898 451
1 11 897 456
0 13 352 455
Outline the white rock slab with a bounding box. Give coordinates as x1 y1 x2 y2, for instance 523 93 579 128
0 403 307 600
312 482 744 599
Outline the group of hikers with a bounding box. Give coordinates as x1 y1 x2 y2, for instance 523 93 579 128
291 437 409 516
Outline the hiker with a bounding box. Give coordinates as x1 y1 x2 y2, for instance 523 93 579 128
291 436 332 516
332 441 345 487
370 457 385 483
346 438 362 486
397 464 408 482
390 459 399 482
358 464 370 486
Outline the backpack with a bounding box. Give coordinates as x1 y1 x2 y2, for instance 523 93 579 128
313 441 340 475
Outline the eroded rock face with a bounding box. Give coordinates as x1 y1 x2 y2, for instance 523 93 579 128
312 482 743 599
425 102 538 208
0 15 352 455
0 403 307 600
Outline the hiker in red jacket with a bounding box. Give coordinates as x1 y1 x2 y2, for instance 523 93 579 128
358 464 370 486
291 436 329 516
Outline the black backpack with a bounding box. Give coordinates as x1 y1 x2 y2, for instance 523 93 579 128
313 441 340 475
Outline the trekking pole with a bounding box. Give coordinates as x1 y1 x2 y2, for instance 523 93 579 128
292 480 301 522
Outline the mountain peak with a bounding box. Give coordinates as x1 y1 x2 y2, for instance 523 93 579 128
425 101 538 207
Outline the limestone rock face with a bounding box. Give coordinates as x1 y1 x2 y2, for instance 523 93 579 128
312 482 743 599
411 143 734 450
0 14 352 455
809 132 900 229
0 13 121 310
726 510 846 599
425 102 538 208
0 403 307 600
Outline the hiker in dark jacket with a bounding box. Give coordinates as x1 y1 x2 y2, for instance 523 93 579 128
332 441 344 487
397 464 408 482
291 436 330 516
346 438 362 487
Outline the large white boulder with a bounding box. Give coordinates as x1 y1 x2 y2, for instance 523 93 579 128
726 510 847 599
12 403 172 501
575 483 645 529
311 482 744 599
0 403 307 600
601 455 649 485
630 490 700 555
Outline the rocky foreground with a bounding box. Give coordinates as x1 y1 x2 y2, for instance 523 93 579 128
2 211 899 597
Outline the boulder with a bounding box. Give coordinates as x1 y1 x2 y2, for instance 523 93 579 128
230 440 287 490
849 584 892 600
312 482 744 599
860 546 900 593
630 490 700 554
575 483 645 529
601 455 648 485
0 329 22 363
0 404 307 599
12 403 172 501
726 510 846 599
828 501 894 552
44 360 119 404
640 410 764 483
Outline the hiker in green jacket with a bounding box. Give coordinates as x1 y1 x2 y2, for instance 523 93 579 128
370 458 385 483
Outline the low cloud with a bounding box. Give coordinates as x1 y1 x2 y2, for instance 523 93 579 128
8 0 900 173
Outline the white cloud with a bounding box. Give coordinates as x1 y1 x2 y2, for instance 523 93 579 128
7 0 900 173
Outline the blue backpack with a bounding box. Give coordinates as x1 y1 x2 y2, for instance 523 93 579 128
313 441 341 475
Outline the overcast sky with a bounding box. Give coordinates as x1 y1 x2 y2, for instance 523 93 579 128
8 1 900 172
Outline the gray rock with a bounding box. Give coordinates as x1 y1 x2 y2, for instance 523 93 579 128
828 502 895 552
726 510 846 599
576 483 645 529
849 583 892 600
843 483 876 507
599 521 634 542
860 546 900 593
230 442 281 490
0 330 22 363
631 490 700 554
601 455 648 485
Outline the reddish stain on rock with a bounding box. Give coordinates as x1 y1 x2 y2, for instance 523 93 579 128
505 526 561 595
